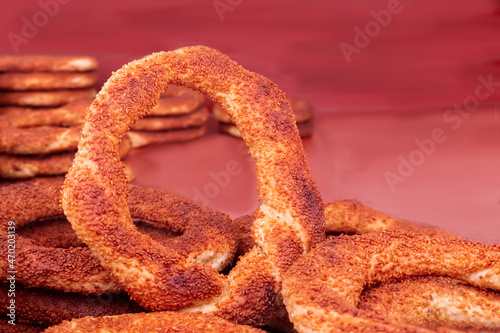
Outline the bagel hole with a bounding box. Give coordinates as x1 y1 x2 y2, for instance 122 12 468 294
132 219 183 244
326 231 353 238
19 217 83 248
19 217 182 248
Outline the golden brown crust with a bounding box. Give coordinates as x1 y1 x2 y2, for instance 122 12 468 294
0 178 65 227
324 199 461 239
0 98 205 130
0 72 97 91
0 284 143 326
127 126 206 148
121 162 135 182
0 100 89 128
0 106 51 115
44 312 265 333
0 126 81 155
213 97 314 124
61 46 323 325
0 136 130 179
0 127 132 157
0 151 77 179
0 89 96 107
282 232 500 333
359 276 500 330
1 179 237 294
233 203 469 331
0 55 97 72
0 175 65 189
131 106 209 131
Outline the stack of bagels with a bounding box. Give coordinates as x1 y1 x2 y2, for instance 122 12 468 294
0 55 97 109
0 55 133 181
127 85 209 148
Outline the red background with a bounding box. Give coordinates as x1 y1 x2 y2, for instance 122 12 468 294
1 0 499 243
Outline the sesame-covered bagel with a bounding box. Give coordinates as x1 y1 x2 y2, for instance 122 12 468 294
215 96 315 139
0 124 206 152
0 99 205 129
0 100 91 128
0 136 131 180
0 89 96 107
44 312 265 333
0 126 81 155
232 202 473 331
0 126 132 156
62 46 324 322
0 283 143 326
0 151 84 179
359 276 500 330
282 232 500 333
0 72 97 91
0 106 42 115
0 55 98 72
0 179 238 294
324 199 461 239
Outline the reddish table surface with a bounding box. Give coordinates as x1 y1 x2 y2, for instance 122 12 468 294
129 106 500 245
2 0 499 243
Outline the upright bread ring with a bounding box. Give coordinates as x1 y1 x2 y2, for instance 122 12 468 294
62 46 324 323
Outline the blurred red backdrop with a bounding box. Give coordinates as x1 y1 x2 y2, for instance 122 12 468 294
2 0 500 111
